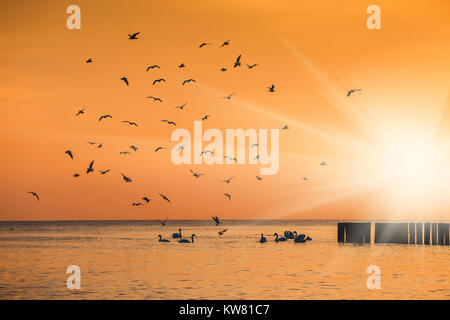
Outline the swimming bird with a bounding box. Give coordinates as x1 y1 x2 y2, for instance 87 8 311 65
154 147 166 152
128 32 140 40
86 58 93 63
142 197 151 203
293 231 306 243
273 233 287 242
158 235 170 242
178 234 196 243
233 54 241 68
189 169 204 178
201 115 210 121
121 173 132 182
86 160 94 174
347 89 362 97
146 65 160 71
147 96 163 102
281 125 289 130
129 145 138 152
199 43 211 48
218 229 228 236
259 233 267 243
159 193 171 203
268 84 275 92
178 63 185 68
320 161 327 166
153 78 166 85
221 40 230 47
132 202 143 206
182 79 196 86
65 150 73 159
224 193 231 200
175 103 187 110
172 228 182 238
212 216 221 226
161 120 176 126
75 108 86 116
99 114 113 122
256 176 263 181
221 92 236 100
28 192 40 201
220 177 233 184
122 121 138 126
120 77 129 86
99 169 110 175
247 64 257 69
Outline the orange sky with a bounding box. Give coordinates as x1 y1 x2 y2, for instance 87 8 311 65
1 0 449 221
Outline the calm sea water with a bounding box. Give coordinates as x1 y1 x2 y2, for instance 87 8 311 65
0 220 448 299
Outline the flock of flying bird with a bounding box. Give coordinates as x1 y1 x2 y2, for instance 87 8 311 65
27 32 362 244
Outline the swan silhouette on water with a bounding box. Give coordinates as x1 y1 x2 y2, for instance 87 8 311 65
293 231 306 243
158 235 170 242
178 234 196 243
172 229 182 238
273 233 287 242
259 233 267 243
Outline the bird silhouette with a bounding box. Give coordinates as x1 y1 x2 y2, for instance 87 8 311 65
122 121 138 126
182 79 196 86
247 64 257 69
189 169 204 178
320 161 327 166
199 150 213 156
73 173 80 178
224 193 231 200
147 96 163 102
256 176 263 181
161 120 176 126
158 235 170 242
128 32 140 40
172 228 182 238
268 84 275 92
347 89 362 97
159 193 171 203
281 125 289 130
157 219 168 226
152 78 166 85
221 40 230 47
212 216 221 226
121 173 132 182
142 197 151 203
250 143 258 148
175 103 187 110
201 115 210 121
220 177 233 184
303 177 308 181
120 151 130 155
178 234 195 243
154 147 166 152
28 192 40 201
132 202 143 206
221 92 236 100
86 58 93 63
75 108 86 116
99 169 110 175
146 65 160 71
129 145 138 152
218 229 228 236
99 115 113 122
259 233 267 243
220 68 227 72
120 77 129 86
178 63 185 68
86 161 94 174
224 156 238 162
199 43 211 48
233 55 242 68
65 150 73 159
177 144 185 151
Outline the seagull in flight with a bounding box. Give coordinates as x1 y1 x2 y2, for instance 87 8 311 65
201 115 210 121
146 65 160 71
120 77 129 86
28 192 40 201
153 78 166 85
303 177 308 181
121 173 132 182
224 193 231 200
132 202 143 206
129 145 138 152
86 160 94 174
268 84 275 92
199 42 211 48
250 143 258 148
99 115 113 122
154 147 166 152
218 229 228 236
212 216 221 226
161 120 176 126
147 96 163 102
120 151 130 155
156 218 168 226
221 67 227 72
247 64 257 69
86 58 93 63
220 177 233 184
320 161 327 166
221 40 230 47
347 89 362 97
199 150 213 156
142 197 151 203
256 176 263 181
99 169 110 175
159 193 171 203
233 54 241 68
175 103 187 110
128 32 140 40
189 169 204 178
122 121 138 126
182 79 196 86
224 156 238 162
73 173 80 178
75 108 86 116
178 63 185 68
177 144 185 151
65 150 73 159
281 125 289 130
221 92 236 100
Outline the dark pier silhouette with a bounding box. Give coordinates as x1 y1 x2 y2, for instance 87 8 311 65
338 222 450 245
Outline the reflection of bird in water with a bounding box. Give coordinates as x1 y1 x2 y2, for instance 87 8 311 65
212 216 221 226
158 235 170 242
178 234 196 243
347 89 361 97
28 192 40 201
